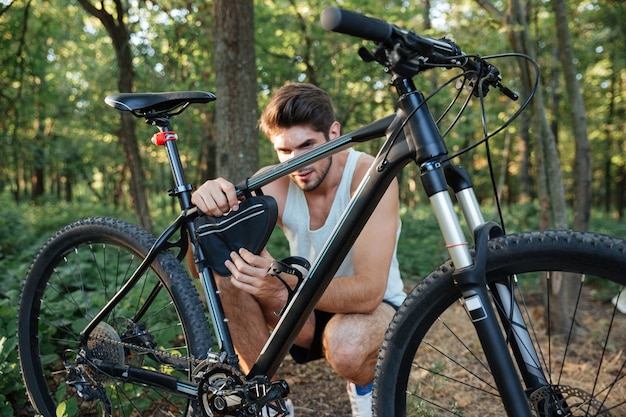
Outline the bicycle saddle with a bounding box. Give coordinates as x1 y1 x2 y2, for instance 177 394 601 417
105 91 216 116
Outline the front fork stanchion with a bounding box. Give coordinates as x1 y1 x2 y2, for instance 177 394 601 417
422 162 473 269
421 163 534 417
446 164 549 390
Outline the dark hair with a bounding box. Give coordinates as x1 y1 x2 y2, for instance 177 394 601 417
259 83 336 140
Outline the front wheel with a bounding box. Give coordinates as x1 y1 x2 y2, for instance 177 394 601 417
374 230 626 417
18 217 212 417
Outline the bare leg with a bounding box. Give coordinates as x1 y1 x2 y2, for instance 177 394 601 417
217 277 270 373
322 303 395 386
218 276 317 373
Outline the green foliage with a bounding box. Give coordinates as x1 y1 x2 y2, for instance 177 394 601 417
3 0 625 219
0 197 132 416
267 227 290 261
397 205 451 286
0 297 27 416
0 195 33 261
54 393 79 417
499 202 626 240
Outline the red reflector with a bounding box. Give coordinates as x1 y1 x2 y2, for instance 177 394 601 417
151 131 178 146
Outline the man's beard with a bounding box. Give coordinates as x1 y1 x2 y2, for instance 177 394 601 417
297 156 333 192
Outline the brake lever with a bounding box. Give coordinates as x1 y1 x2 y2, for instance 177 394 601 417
496 82 519 101
481 61 520 101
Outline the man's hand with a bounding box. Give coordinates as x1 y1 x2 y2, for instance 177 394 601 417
226 248 291 304
192 177 239 216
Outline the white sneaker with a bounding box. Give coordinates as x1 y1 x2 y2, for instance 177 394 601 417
263 398 294 417
283 399 295 417
612 293 626 314
346 382 373 417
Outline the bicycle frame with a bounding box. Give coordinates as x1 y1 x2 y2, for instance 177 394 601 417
84 74 543 417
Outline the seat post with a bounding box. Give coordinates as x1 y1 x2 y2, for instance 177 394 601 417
150 117 194 211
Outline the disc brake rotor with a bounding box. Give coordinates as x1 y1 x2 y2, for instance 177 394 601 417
529 385 614 417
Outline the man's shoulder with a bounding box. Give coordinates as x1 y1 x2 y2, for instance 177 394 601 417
347 150 375 188
354 150 375 164
259 173 290 218
261 177 289 197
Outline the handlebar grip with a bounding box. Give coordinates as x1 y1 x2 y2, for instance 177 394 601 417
321 6 393 44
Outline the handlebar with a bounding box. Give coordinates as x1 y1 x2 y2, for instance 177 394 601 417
320 6 393 44
321 7 465 65
320 6 518 101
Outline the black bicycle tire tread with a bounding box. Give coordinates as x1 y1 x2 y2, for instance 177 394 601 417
373 229 626 417
18 216 211 416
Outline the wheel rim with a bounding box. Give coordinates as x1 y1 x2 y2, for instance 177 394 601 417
21 232 201 417
392 270 626 416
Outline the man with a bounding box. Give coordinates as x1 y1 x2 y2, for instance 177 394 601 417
192 83 405 417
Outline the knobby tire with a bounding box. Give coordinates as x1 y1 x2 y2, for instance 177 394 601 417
18 217 212 417
374 230 626 417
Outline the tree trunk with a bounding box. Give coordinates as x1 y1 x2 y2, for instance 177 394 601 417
503 0 568 229
31 131 45 201
198 111 217 184
77 0 153 233
551 0 592 232
617 161 626 220
31 90 48 202
545 0 593 335
602 67 615 214
213 0 259 181
518 111 531 203
476 0 574 334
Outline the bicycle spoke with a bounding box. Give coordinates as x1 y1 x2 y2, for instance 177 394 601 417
376 233 626 417
19 218 210 417
421 336 496 392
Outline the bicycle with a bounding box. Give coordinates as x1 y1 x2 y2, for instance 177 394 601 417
17 6 626 417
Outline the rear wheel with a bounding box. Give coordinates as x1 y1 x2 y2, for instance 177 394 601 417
18 217 212 417
374 230 626 417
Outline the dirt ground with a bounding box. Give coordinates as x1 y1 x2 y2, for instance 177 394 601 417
276 290 626 417
277 356 352 416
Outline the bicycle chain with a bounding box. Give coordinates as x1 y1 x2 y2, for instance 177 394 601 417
90 333 205 368
89 334 287 417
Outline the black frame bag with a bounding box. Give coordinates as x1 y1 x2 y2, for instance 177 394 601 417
194 195 278 276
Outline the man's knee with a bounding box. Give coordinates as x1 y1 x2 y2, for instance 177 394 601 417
322 304 396 379
323 316 381 380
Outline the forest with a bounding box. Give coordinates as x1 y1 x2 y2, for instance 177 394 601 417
1 0 625 230
0 0 625 415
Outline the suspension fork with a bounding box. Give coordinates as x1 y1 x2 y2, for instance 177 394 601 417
420 161 534 417
445 164 549 390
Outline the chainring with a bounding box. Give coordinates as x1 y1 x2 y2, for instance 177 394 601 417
198 364 246 417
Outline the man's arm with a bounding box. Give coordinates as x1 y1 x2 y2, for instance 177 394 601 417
315 177 400 314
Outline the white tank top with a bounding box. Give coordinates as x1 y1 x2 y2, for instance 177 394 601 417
281 149 406 307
